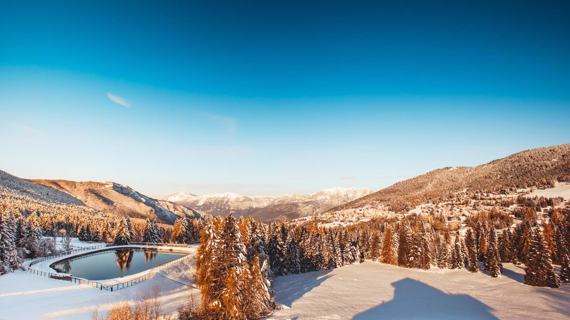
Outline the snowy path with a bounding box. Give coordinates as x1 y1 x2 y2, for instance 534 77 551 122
0 246 199 320
270 262 570 320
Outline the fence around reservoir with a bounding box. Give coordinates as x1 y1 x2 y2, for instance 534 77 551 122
25 242 195 292
26 244 107 267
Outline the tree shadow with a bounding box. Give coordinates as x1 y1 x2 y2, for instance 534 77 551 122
501 265 524 284
273 270 334 308
353 278 498 320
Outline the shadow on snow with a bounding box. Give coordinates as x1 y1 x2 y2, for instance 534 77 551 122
273 270 334 308
353 278 498 320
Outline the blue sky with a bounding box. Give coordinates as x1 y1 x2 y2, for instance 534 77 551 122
1 0 569 197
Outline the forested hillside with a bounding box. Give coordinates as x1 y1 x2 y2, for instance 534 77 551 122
331 144 570 213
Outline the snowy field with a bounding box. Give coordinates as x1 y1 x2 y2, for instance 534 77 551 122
0 244 199 320
2 246 569 320
270 262 570 320
529 182 570 200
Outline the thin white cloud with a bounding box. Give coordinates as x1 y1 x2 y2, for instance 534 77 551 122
10 123 43 136
206 113 238 134
106 92 131 108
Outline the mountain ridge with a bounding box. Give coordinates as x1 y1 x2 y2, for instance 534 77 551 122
0 171 199 224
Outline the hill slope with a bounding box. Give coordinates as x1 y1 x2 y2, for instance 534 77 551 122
330 144 570 213
0 170 198 224
32 179 198 224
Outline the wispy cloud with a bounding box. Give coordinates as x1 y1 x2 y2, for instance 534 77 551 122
206 113 238 134
10 123 43 136
106 92 131 108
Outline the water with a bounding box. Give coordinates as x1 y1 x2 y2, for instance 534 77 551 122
50 248 186 280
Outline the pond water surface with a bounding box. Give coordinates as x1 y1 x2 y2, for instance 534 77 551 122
50 248 185 280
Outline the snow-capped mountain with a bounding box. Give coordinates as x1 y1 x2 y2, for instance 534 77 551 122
167 187 371 221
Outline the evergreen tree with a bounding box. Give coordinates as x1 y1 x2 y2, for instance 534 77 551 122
485 230 501 277
398 223 412 267
242 256 274 319
524 227 560 288
172 217 190 243
450 234 464 269
267 224 287 275
381 227 396 264
419 230 432 269
478 223 488 263
368 232 381 261
498 229 514 263
195 220 220 317
436 236 449 269
553 227 567 265
113 218 131 245
465 229 479 272
24 223 42 258
143 219 162 244
0 214 21 274
560 253 570 283
285 234 301 274
408 233 422 269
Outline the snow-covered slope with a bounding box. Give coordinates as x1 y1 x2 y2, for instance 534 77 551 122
0 170 84 206
271 262 569 320
0 170 97 218
168 188 371 221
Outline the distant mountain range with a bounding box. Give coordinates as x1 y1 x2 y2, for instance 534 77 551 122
2 143 568 224
167 188 371 221
327 143 570 215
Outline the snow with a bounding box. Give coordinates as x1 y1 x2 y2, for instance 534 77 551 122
0 246 198 320
270 262 569 320
529 182 570 201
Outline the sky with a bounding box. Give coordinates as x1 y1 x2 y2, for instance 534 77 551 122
1 0 570 198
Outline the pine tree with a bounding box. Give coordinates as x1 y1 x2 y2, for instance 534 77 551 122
450 234 464 269
113 218 131 245
285 234 301 274
0 214 21 274
267 224 287 275
555 228 570 283
242 256 274 319
368 231 381 262
408 233 422 269
560 253 570 283
498 229 514 263
478 223 488 263
436 236 449 269
419 230 431 270
398 223 412 267
219 215 248 318
524 227 560 288
542 222 555 259
553 227 567 265
195 220 219 317
221 267 244 319
485 229 501 277
381 227 396 264
465 229 479 272
143 219 162 244
172 218 188 243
